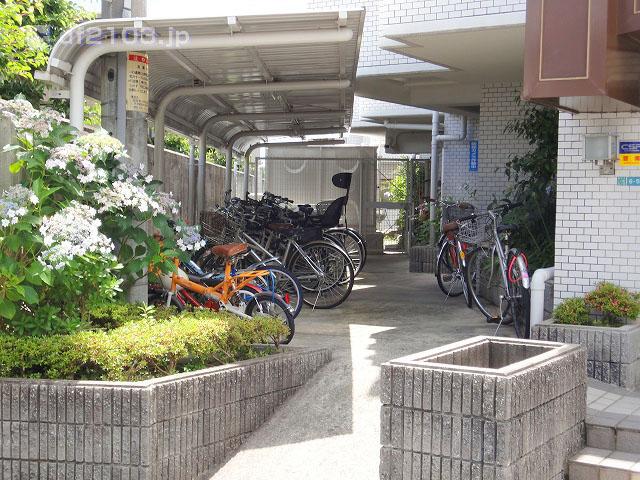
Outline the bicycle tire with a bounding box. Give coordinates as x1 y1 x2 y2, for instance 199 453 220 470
252 265 304 319
465 246 509 321
436 242 464 297
508 252 531 338
288 239 355 309
325 227 367 274
245 292 295 345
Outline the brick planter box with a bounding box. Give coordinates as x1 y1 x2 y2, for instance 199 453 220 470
0 347 330 479
380 336 586 480
531 320 640 391
409 246 438 273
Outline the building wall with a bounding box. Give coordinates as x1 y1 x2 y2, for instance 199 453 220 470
440 82 530 209
554 112 640 303
380 0 527 25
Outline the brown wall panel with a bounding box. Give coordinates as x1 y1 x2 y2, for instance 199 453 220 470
618 0 640 35
540 0 590 80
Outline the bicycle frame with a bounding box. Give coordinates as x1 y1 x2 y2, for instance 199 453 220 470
164 258 271 319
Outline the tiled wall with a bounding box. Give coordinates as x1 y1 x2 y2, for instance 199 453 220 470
440 82 530 209
554 112 640 302
380 0 527 25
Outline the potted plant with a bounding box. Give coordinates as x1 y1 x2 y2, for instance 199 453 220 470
531 282 640 390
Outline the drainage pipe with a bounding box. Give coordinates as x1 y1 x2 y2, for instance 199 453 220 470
428 113 469 244
384 121 433 131
187 137 196 223
67 28 353 128
530 267 555 332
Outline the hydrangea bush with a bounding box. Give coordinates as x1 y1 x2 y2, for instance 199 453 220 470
0 98 203 336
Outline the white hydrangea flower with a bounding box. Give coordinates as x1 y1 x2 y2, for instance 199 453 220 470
38 202 115 269
175 225 206 252
155 191 181 216
94 180 164 216
0 98 64 136
74 130 127 159
45 143 109 184
0 185 37 229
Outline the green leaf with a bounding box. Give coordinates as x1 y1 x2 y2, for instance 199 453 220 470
9 160 25 173
0 300 16 320
21 285 39 304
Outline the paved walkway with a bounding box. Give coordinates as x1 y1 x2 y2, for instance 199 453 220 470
210 254 509 480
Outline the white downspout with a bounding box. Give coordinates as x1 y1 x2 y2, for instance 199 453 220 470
530 267 555 332
68 29 353 128
429 113 469 244
154 79 350 184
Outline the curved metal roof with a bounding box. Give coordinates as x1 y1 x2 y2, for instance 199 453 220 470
40 10 364 151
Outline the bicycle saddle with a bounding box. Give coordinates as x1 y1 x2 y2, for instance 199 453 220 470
443 222 459 234
497 224 518 234
211 243 249 258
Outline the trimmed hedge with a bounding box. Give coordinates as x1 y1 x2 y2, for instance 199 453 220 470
0 310 288 381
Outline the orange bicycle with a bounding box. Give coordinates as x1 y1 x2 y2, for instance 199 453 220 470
155 242 295 344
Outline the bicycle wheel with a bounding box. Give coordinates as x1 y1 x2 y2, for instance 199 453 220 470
288 240 355 309
465 246 509 321
252 265 304 319
436 242 464 297
245 292 295 345
507 252 531 338
324 227 367 275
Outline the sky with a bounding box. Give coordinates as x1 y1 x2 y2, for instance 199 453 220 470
74 0 311 16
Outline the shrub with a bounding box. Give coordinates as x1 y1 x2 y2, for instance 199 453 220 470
0 310 289 381
553 298 590 325
585 282 640 323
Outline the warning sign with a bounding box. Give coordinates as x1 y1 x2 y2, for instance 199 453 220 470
618 141 640 166
126 52 148 113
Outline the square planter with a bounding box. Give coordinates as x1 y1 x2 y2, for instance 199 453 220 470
409 246 438 273
0 347 330 479
531 319 640 391
380 336 586 480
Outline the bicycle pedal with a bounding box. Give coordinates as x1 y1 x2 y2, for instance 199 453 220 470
486 317 501 324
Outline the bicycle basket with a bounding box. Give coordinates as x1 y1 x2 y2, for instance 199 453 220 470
200 210 244 245
456 216 492 244
442 203 475 226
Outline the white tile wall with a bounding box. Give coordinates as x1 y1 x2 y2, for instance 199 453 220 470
380 0 527 25
440 82 530 209
554 112 640 303
307 0 421 68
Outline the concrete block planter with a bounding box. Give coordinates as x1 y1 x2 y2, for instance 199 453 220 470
409 246 438 273
380 336 586 480
0 347 330 479
531 320 640 391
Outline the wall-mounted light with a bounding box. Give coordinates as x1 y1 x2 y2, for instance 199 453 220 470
583 134 617 175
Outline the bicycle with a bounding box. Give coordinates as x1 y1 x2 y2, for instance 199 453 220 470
422 199 476 304
152 242 295 344
462 203 531 338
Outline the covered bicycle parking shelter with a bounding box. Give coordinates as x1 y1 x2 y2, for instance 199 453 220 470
38 10 365 225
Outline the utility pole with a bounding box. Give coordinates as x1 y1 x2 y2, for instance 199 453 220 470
101 0 149 303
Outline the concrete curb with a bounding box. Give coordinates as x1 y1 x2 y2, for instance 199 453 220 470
0 347 331 479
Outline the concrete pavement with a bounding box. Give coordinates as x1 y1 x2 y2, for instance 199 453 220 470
209 254 514 480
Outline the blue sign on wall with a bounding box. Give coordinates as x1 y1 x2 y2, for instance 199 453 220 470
469 140 479 172
617 176 640 186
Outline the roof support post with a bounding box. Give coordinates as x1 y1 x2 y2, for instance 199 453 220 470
243 156 250 198
187 137 196 224
197 134 206 219
68 28 353 129
153 79 350 185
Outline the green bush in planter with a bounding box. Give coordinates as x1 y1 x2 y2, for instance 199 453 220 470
553 282 640 327
0 310 289 381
